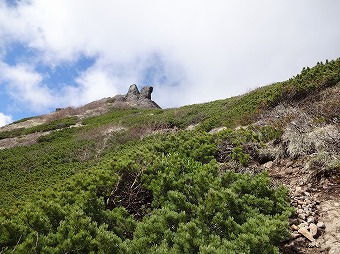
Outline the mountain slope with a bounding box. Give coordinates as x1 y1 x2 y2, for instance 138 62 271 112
0 58 339 253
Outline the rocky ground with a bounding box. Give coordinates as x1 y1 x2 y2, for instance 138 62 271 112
255 85 340 253
264 158 340 254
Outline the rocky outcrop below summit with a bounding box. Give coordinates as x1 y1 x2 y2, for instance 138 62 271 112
111 84 161 109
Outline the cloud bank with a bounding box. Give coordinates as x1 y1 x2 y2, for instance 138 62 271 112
0 0 340 123
0 112 12 127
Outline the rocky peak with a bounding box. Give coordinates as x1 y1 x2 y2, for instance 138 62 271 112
140 86 153 100
126 84 140 100
112 84 161 109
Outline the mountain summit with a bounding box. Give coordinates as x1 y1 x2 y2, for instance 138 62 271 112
112 84 161 109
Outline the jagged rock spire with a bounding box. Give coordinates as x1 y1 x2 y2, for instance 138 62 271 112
126 84 140 100
140 86 153 100
111 84 161 109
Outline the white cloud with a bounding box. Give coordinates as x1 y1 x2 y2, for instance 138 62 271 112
64 66 119 106
0 112 12 127
0 61 55 112
0 60 121 112
0 0 340 113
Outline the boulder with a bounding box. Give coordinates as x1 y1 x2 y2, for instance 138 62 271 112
140 86 153 100
126 84 140 100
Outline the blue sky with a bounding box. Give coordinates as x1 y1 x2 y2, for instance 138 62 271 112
1 0 340 126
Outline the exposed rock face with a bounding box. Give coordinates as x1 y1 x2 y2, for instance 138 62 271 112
126 84 140 100
112 84 161 109
140 86 153 100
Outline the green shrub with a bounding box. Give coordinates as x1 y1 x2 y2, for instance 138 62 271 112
231 146 252 166
0 130 292 253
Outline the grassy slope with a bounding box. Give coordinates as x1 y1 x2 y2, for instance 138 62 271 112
0 58 339 208
0 58 339 253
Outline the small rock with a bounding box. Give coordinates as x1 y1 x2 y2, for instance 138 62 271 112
303 207 310 213
286 169 293 175
309 223 318 236
209 127 227 134
298 222 308 229
290 233 301 240
286 166 293 173
298 213 306 220
307 217 315 224
317 221 326 229
186 124 199 131
334 202 340 207
263 161 273 168
291 224 299 231
295 186 302 193
298 200 306 205
297 208 304 214
289 218 300 225
298 227 315 242
286 241 296 248
308 241 320 248
286 161 294 167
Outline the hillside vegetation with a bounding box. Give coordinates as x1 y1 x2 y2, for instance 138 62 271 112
0 58 339 253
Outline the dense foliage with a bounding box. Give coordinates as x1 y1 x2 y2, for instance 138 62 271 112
0 117 78 140
0 130 292 253
0 58 339 253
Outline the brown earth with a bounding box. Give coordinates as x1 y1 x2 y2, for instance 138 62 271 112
266 158 340 254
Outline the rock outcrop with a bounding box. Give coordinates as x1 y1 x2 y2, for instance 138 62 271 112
112 84 161 109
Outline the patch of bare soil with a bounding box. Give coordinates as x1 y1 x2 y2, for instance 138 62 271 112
0 117 47 132
255 84 340 253
0 131 51 149
264 159 340 254
317 196 340 254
